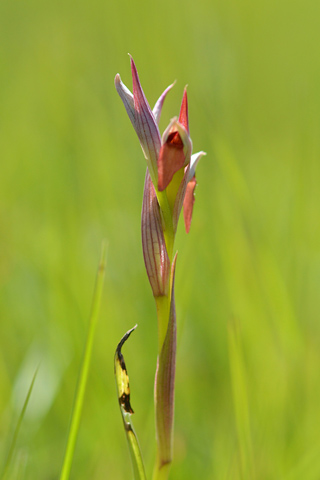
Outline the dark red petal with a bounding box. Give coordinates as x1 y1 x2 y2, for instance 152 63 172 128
157 132 186 191
178 88 189 134
183 175 197 233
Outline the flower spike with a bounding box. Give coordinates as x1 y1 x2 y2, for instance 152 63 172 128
115 57 206 480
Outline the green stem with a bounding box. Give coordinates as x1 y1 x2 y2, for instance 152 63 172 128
152 461 171 480
155 220 174 353
153 186 177 480
155 296 170 353
155 186 175 352
154 258 177 480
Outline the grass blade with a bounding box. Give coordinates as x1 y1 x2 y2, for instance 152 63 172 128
1 367 38 480
59 241 107 480
228 317 255 480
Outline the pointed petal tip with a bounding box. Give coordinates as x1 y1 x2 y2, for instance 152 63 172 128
130 55 137 73
129 56 139 82
193 150 207 163
179 88 189 133
172 251 178 273
188 151 206 179
165 80 177 93
152 82 176 126
114 73 121 86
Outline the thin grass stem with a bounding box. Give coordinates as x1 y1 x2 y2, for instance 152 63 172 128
59 241 107 480
1 367 38 480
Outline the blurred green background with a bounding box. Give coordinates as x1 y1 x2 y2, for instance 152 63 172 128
1 0 320 478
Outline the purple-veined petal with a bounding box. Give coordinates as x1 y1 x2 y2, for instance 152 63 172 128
131 57 161 186
114 74 137 133
153 82 175 126
154 254 177 468
141 169 170 297
172 151 206 233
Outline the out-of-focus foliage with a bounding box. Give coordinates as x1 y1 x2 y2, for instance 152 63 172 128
0 0 320 478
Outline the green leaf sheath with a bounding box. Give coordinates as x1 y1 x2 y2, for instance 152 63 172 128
114 326 147 480
153 256 177 480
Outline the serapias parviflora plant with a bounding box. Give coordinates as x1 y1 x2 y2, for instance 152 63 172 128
114 57 206 480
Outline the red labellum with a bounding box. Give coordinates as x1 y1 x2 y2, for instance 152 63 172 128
157 131 186 191
167 131 183 148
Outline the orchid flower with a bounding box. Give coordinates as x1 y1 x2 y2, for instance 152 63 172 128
115 58 205 480
115 57 205 238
